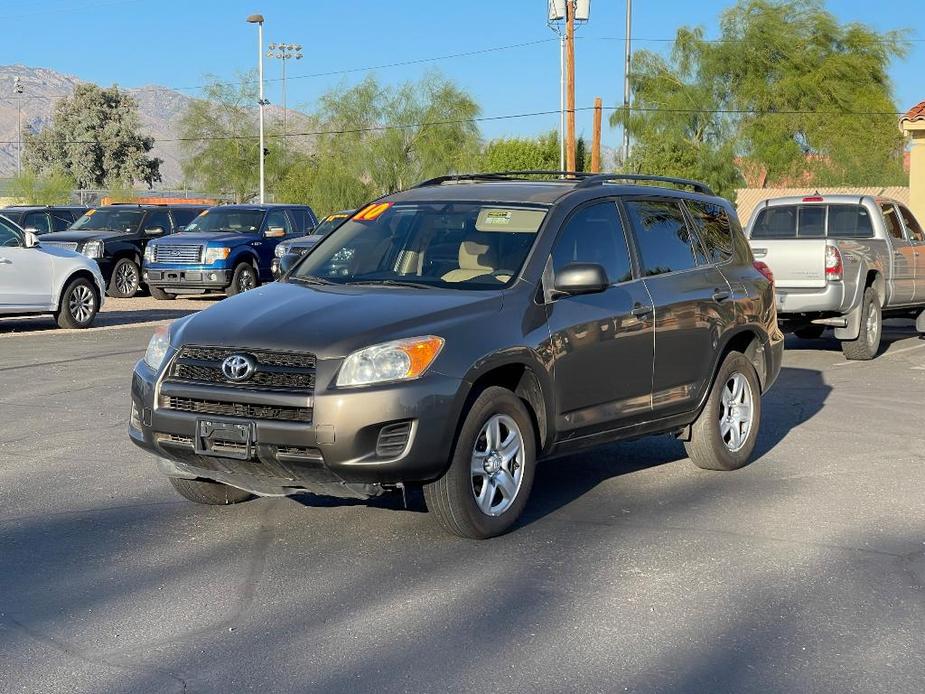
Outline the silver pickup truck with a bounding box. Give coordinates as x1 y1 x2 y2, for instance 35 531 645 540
744 195 925 360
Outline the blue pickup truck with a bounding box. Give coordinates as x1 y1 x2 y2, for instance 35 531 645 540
142 204 316 299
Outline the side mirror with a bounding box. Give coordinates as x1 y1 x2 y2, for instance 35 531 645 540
24 231 39 248
278 252 301 276
145 226 165 236
552 263 610 298
24 226 39 234
304 225 315 235
264 226 286 238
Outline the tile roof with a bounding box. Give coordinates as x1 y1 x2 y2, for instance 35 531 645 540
902 100 925 122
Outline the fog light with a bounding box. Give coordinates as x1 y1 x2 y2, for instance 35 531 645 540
209 273 217 281
143 271 149 281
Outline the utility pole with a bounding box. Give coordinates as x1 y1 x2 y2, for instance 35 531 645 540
622 0 632 166
247 14 267 203
591 96 602 172
14 76 23 174
564 2 576 173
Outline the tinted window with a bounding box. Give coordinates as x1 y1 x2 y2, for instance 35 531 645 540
827 205 873 238
145 209 172 233
898 206 924 242
171 208 203 229
751 206 796 239
686 201 733 263
0 217 22 246
798 207 825 237
50 210 74 231
624 200 698 276
265 209 294 235
551 201 633 284
72 208 144 233
881 205 904 240
23 211 51 234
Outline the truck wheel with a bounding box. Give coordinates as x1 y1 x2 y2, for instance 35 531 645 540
794 325 825 340
169 477 254 505
55 277 99 329
149 285 175 301
107 258 141 298
226 263 258 297
685 352 761 471
423 386 536 539
841 287 881 361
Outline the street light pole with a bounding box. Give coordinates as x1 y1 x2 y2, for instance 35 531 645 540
14 76 23 174
267 42 303 138
247 14 266 203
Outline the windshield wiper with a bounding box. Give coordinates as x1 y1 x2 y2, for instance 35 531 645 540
346 279 434 289
289 274 334 286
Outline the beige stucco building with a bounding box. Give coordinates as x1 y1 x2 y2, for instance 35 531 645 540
900 100 925 225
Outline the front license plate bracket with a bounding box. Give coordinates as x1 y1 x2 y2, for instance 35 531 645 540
195 418 255 460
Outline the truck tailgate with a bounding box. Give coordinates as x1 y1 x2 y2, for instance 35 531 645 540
748 239 828 289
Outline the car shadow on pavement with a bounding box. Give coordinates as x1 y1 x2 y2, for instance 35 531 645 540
0 308 198 334
782 318 919 353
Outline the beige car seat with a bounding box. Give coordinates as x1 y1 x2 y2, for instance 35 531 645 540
442 236 498 283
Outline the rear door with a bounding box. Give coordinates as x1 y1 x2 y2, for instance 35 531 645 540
881 203 915 304
0 218 55 309
896 205 925 302
624 198 734 417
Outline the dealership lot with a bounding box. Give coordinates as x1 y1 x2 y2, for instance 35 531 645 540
1 321 923 693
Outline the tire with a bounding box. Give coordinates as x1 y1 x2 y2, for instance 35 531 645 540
169 477 254 505
424 387 536 539
107 258 141 298
841 287 881 361
225 263 259 297
149 285 175 301
685 352 762 471
794 325 825 340
55 277 99 329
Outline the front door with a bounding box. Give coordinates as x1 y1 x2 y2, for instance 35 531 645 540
623 198 735 417
0 220 55 309
882 203 916 304
546 200 654 436
897 205 925 303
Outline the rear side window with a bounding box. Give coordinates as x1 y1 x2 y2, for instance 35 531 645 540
898 206 924 242
752 204 873 239
552 201 633 284
827 206 873 238
624 200 698 277
881 205 905 240
50 210 74 231
686 201 733 263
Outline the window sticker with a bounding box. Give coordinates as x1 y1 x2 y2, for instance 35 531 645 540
354 202 392 221
475 208 545 233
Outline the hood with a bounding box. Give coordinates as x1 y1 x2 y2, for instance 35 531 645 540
287 234 324 249
156 231 254 246
39 230 126 243
172 281 503 359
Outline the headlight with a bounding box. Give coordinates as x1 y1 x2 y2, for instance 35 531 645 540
144 245 155 263
274 242 291 258
143 325 171 371
204 247 230 264
336 336 444 388
81 240 104 259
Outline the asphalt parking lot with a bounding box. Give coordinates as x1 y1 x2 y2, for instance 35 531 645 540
1 313 923 693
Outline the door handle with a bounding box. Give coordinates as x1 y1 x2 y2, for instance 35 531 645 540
712 290 731 302
631 303 653 318
0 257 11 264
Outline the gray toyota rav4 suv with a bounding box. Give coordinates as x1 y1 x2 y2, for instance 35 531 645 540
130 172 783 538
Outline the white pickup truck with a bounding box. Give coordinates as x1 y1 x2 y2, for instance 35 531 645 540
744 195 925 360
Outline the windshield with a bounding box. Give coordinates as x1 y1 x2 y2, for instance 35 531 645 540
184 209 265 233
290 202 546 290
311 212 351 239
72 208 144 233
2 210 24 226
751 204 874 239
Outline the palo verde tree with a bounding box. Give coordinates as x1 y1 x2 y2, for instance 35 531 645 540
481 130 586 172
613 0 909 196
24 84 161 189
8 169 75 205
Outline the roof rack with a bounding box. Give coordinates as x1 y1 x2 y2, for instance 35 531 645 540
575 174 715 196
414 171 593 187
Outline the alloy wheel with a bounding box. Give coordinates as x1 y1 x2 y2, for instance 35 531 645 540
866 301 880 350
69 285 96 324
239 268 256 292
719 372 754 452
470 414 525 516
116 262 138 296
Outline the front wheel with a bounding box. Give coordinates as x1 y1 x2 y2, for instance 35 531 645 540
169 477 254 505
107 258 141 298
424 387 536 539
55 277 99 329
225 263 259 297
841 287 881 361
685 352 761 471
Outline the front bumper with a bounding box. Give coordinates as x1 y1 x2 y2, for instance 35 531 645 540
129 359 466 498
144 267 232 290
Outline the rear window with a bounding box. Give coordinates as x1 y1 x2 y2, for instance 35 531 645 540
751 204 873 239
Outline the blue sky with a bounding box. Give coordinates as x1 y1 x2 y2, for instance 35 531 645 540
3 0 923 154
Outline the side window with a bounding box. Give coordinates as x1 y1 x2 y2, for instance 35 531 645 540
171 208 201 230
686 200 734 264
24 212 51 234
898 206 925 242
0 218 23 247
624 199 698 277
265 209 294 235
551 201 633 284
881 205 905 240
50 210 73 231
145 209 172 233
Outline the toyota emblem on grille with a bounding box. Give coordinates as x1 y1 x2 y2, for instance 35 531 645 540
221 354 256 381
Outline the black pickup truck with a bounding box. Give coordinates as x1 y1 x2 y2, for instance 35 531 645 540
38 203 207 297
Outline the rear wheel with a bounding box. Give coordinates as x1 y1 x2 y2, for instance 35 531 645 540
794 325 825 340
841 287 881 361
55 277 99 329
149 285 175 301
225 263 258 297
169 477 254 505
685 352 761 471
424 387 536 539
107 258 140 298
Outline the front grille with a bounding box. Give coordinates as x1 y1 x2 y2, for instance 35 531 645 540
154 244 202 263
41 241 79 252
166 345 316 393
376 421 413 458
173 363 315 390
161 396 312 423
178 346 315 369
